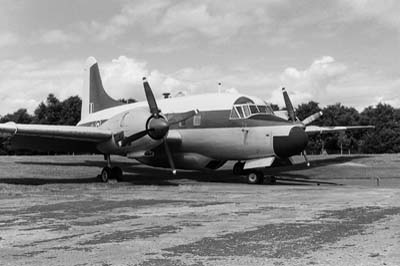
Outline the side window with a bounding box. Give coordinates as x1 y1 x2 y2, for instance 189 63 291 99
249 105 259 114
193 114 201 126
236 106 244 118
230 108 240 119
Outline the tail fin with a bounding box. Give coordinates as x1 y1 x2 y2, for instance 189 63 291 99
81 57 123 119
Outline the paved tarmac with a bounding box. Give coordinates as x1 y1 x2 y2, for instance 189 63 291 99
0 155 400 266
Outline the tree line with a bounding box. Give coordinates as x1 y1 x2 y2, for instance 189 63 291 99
0 94 398 154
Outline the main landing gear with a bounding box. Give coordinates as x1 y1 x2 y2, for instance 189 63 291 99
233 161 276 185
99 154 123 182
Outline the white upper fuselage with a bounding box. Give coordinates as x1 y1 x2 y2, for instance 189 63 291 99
78 92 265 126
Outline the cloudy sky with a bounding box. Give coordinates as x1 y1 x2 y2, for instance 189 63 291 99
0 0 399 115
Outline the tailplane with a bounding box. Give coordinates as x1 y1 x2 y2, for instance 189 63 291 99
81 57 123 119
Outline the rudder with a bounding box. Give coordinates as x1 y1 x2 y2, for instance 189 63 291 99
81 57 123 119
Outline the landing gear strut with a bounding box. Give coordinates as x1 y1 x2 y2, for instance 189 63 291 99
99 154 123 182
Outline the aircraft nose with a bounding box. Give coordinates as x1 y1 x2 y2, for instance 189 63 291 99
273 126 308 158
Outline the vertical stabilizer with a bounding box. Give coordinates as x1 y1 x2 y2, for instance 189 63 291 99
81 57 123 120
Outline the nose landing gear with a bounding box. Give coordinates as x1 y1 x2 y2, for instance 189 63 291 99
98 154 123 182
233 161 276 185
246 171 264 184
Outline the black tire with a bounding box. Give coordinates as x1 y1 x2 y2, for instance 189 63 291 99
100 167 111 183
247 171 263 184
233 162 244 175
111 167 123 181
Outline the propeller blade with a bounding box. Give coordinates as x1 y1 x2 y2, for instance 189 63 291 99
143 77 160 116
282 88 296 122
163 137 176 175
120 129 149 146
302 111 323 126
167 109 199 125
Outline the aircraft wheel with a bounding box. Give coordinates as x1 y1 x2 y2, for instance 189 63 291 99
247 171 263 184
111 167 123 181
233 162 244 175
100 167 111 183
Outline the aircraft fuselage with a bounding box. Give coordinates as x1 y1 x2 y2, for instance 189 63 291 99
77 93 308 170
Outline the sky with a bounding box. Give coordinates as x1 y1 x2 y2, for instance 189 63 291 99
0 0 400 115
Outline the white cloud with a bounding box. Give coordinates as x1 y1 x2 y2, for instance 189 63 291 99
155 3 254 42
85 0 277 44
340 0 400 31
268 56 400 111
0 54 398 117
0 58 82 115
100 56 186 100
37 29 80 44
0 31 19 48
271 56 348 107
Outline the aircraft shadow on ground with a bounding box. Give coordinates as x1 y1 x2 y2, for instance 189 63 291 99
0 177 99 185
3 155 364 186
265 155 369 177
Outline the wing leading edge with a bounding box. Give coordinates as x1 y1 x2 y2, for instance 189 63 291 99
305 125 375 134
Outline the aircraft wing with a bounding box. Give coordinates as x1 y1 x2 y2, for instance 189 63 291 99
305 125 375 134
0 122 113 153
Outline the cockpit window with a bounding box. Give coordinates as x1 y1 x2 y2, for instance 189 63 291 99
249 105 259 114
242 105 251 117
235 106 244 117
229 103 274 120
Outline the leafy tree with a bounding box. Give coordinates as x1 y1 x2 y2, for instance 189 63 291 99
33 94 62 124
0 108 33 124
296 101 321 121
33 94 82 125
59 96 81 125
359 103 400 153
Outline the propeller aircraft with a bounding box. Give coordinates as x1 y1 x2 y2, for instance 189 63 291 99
0 57 374 184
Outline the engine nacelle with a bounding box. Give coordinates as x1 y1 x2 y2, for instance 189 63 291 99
97 106 163 154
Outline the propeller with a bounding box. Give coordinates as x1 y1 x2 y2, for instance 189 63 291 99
281 87 322 126
122 77 198 174
282 88 323 166
282 88 296 122
301 111 323 126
